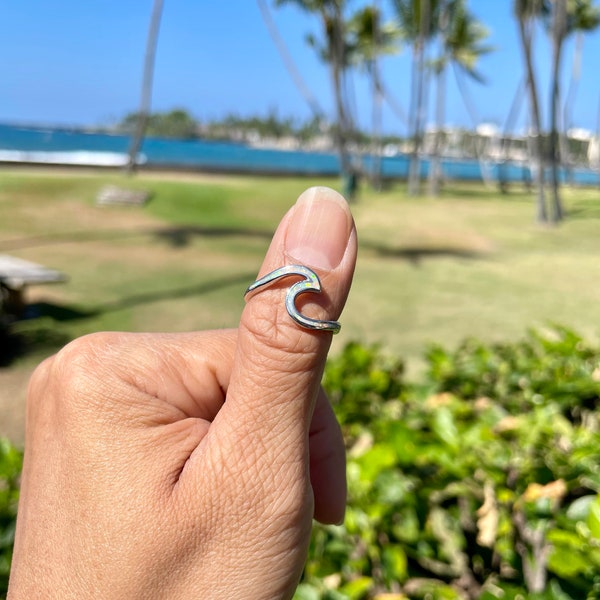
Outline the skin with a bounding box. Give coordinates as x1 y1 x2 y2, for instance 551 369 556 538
8 186 357 600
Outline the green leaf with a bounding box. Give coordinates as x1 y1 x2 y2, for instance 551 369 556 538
355 443 397 481
391 507 421 544
374 470 413 505
382 545 408 582
294 583 321 600
566 495 596 522
339 576 373 599
548 545 590 578
587 498 600 540
431 407 460 451
547 528 582 548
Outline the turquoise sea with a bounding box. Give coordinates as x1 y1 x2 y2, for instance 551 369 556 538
1 122 599 185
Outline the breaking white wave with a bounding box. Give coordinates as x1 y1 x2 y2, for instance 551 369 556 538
0 150 147 166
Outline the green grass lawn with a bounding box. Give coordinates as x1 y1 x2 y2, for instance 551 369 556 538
2 168 600 375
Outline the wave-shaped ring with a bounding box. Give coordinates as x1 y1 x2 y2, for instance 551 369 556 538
244 265 341 334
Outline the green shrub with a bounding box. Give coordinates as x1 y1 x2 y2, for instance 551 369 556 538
300 328 600 599
3 328 600 598
0 440 22 596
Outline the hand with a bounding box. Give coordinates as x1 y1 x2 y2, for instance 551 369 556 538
8 186 357 599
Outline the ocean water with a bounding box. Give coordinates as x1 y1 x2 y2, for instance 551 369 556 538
1 122 599 185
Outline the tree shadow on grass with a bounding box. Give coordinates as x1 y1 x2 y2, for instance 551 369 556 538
564 205 600 221
151 226 272 248
1 272 254 366
93 272 254 314
0 225 273 252
24 302 95 322
441 185 524 200
362 241 487 265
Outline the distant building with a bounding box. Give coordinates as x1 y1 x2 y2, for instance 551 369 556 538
422 122 596 168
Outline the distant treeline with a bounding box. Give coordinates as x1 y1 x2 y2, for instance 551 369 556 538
116 108 404 146
115 108 593 166
119 109 200 140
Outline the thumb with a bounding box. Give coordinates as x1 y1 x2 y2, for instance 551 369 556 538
221 185 356 459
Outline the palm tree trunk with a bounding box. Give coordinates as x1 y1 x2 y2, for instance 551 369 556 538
562 32 583 184
408 0 431 196
428 64 446 196
327 10 352 182
371 59 383 190
428 1 449 197
517 12 547 223
370 0 383 190
549 0 566 222
257 0 324 119
452 64 494 187
126 0 164 174
499 78 526 193
377 78 409 127
332 61 351 177
595 94 600 179
407 43 420 195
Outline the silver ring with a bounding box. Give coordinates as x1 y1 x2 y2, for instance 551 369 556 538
244 265 341 334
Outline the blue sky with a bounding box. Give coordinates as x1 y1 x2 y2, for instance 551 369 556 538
1 1 600 136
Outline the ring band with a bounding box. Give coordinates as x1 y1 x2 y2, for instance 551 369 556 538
244 265 341 334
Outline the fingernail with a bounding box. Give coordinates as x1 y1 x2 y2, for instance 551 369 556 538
285 187 352 271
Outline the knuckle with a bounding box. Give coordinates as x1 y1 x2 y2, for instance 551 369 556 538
44 332 126 410
52 332 118 384
25 332 124 424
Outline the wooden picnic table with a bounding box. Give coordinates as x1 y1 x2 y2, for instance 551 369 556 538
0 254 67 319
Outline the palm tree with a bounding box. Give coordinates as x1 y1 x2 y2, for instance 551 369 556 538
515 0 599 222
126 0 164 174
275 0 354 184
561 29 583 182
428 0 491 196
562 1 600 180
498 77 527 192
391 0 441 196
347 4 399 189
548 0 568 222
257 0 325 119
548 0 600 217
514 0 548 223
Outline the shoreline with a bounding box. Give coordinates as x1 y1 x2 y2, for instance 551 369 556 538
3 160 600 190
0 159 495 186
3 122 599 185
0 160 341 179
0 163 349 188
